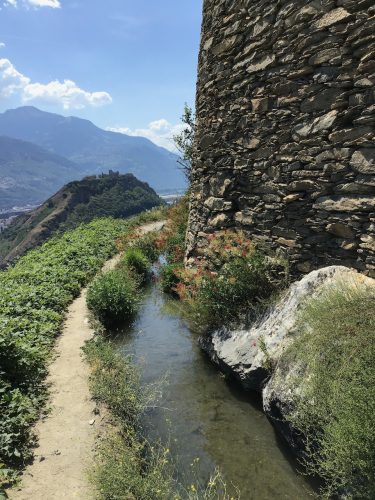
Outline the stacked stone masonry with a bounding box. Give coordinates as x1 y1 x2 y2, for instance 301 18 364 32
187 0 375 277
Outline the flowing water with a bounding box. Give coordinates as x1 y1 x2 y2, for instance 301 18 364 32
118 274 313 499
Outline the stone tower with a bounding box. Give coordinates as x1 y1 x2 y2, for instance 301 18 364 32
187 0 375 276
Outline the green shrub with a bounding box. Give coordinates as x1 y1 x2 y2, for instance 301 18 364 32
168 195 189 236
165 232 186 264
156 195 189 265
284 283 375 499
131 232 160 263
91 431 173 500
87 270 139 329
179 253 284 333
122 248 151 282
160 263 183 294
84 336 143 427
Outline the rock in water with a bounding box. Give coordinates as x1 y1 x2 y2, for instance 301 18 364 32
201 265 375 453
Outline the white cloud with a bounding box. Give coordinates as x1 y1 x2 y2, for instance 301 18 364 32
0 58 30 97
108 119 185 152
28 0 60 7
0 43 5 48
0 58 112 109
23 79 112 109
4 0 61 8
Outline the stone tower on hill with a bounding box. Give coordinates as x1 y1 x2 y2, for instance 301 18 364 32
187 0 375 277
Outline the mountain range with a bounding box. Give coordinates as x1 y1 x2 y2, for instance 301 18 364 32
0 106 185 209
0 136 79 210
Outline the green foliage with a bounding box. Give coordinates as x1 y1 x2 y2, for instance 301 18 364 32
84 337 144 428
129 232 160 263
160 264 183 294
182 254 280 333
131 206 169 225
87 270 139 329
168 195 189 238
157 195 189 265
158 202 287 334
122 249 151 282
165 232 187 264
91 431 173 500
285 283 375 499
0 218 129 486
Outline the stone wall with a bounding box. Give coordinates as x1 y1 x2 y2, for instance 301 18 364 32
187 0 375 276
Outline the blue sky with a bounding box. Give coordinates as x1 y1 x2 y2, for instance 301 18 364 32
0 0 202 149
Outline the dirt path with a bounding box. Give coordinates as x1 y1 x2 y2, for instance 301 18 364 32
9 221 165 500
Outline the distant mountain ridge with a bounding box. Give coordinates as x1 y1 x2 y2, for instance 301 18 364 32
0 172 163 266
0 135 80 210
0 106 185 192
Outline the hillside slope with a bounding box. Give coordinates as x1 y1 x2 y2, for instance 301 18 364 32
0 136 80 210
0 107 186 191
0 173 163 265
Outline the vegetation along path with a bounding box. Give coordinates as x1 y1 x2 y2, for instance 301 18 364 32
9 221 165 500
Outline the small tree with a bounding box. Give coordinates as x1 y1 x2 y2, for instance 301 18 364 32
173 104 196 183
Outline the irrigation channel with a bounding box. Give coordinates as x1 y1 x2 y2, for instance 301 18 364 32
118 262 313 499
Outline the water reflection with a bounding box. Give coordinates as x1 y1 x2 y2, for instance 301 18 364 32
118 284 312 499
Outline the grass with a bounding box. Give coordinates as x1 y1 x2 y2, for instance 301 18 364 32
283 281 375 499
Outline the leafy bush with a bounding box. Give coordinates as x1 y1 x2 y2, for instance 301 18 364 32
87 270 139 329
164 232 186 264
165 230 287 333
0 218 129 486
122 248 151 282
284 283 375 499
168 194 189 237
130 232 160 263
160 263 183 294
177 252 281 333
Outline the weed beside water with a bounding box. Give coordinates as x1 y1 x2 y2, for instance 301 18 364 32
283 283 375 499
